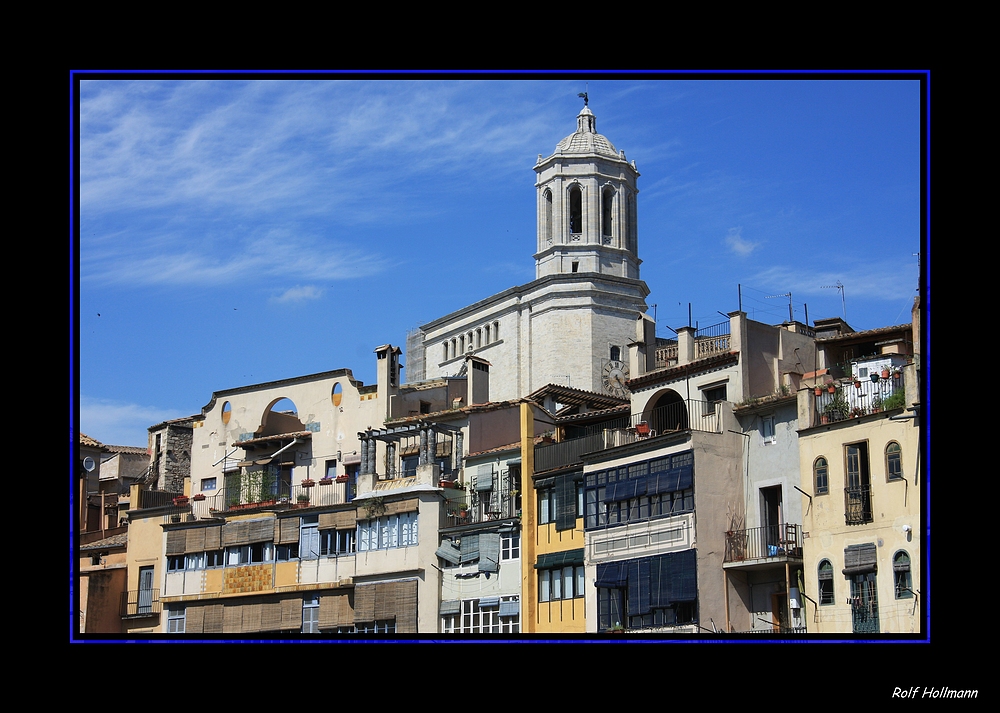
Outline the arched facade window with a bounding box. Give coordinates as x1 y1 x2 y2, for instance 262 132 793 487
543 189 553 245
459 335 465 354
818 559 834 605
886 441 902 481
814 457 829 495
602 186 614 240
568 185 582 236
444 344 449 362
893 550 912 599
476 328 482 349
484 324 491 344
494 320 500 341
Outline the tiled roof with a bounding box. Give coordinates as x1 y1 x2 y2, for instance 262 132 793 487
80 433 105 448
627 351 739 390
104 444 148 455
553 403 631 423
526 383 628 411
80 532 129 551
816 323 912 343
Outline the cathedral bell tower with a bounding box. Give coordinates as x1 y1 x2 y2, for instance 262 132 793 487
533 103 641 280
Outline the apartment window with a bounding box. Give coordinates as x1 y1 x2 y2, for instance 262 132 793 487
814 457 829 495
442 597 520 634
325 459 337 480
538 565 586 602
538 476 583 530
501 531 520 561
202 477 217 491
596 550 697 631
300 516 320 559
225 542 274 565
166 606 185 634
357 512 419 552
845 442 873 525
168 555 185 572
321 528 355 556
585 452 694 530
893 551 913 599
761 416 775 445
357 620 396 634
818 559 835 605
702 384 727 404
276 543 299 560
302 596 319 633
886 441 902 481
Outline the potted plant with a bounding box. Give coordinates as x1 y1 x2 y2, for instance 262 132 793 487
193 493 206 501
335 474 349 483
869 372 879 384
881 366 891 379
301 479 316 488
296 493 311 508
871 394 883 413
319 477 334 485
853 378 862 390
814 385 823 396
826 381 837 394
892 367 902 381
823 390 848 422
172 495 189 507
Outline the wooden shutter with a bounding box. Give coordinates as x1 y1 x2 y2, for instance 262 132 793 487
319 510 356 529
261 598 282 632
223 603 243 633
354 583 376 623
242 601 262 633
185 527 206 554
165 529 186 556
276 517 299 544
202 604 224 633
280 597 300 630
203 525 222 550
320 591 352 629
185 605 205 634
395 580 418 633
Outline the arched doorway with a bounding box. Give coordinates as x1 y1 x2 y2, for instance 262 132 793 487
645 390 688 433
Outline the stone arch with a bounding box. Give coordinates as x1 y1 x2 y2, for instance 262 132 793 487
259 397 305 437
642 388 689 433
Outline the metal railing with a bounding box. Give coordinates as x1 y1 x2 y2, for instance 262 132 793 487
191 480 353 518
813 375 904 426
535 400 721 473
136 489 184 509
724 524 803 562
845 486 873 525
728 626 809 635
121 588 161 618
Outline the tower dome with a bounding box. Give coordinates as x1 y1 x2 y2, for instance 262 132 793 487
554 106 619 157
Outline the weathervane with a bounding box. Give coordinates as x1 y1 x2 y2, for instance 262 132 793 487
578 90 588 107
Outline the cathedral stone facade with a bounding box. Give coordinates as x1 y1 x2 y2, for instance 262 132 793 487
406 103 650 400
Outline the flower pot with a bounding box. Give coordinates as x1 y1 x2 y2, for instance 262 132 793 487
854 380 862 390
172 496 189 507
870 373 879 384
820 414 829 424
814 387 822 396
319 477 334 486
827 384 836 394
881 368 890 379
192 493 206 502
301 480 315 488
335 475 349 483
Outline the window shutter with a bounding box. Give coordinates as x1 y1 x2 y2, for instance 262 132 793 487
354 583 376 623
843 543 878 575
222 520 247 546
395 580 418 633
185 527 206 554
203 525 222 550
247 518 274 543
670 549 698 603
596 561 627 588
499 599 520 617
628 558 651 616
165 529 186 556
436 540 462 565
261 599 281 632
223 603 243 634
242 601 262 633
319 510 356 530
478 596 500 608
276 517 299 545
475 465 494 491
460 534 480 563
535 548 585 569
374 582 398 621
478 533 501 573
185 605 204 634
440 599 461 616
202 604 223 633
555 474 577 531
319 592 351 629
385 498 419 516
280 597 300 630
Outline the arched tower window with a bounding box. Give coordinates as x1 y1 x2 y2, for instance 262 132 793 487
543 189 553 245
602 186 614 240
610 345 621 361
568 185 582 236
626 193 636 253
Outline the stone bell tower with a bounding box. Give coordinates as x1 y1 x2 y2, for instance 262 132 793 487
533 102 641 280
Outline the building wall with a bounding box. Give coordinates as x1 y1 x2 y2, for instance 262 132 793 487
798 406 920 634
124 504 168 634
79 566 127 633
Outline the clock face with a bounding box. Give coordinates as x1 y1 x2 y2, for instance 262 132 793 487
602 359 630 398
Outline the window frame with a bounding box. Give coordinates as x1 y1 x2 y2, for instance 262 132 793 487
166 605 185 633
818 559 835 605
893 550 913 599
538 565 586 603
813 456 829 496
886 441 903 482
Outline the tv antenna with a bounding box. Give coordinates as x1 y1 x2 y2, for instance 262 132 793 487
822 280 846 321
765 292 793 322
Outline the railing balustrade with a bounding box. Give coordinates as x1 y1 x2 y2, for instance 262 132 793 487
724 523 803 562
120 588 161 617
844 486 873 525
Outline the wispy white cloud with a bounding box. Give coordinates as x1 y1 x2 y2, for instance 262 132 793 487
80 395 187 448
725 227 758 256
271 285 323 304
750 262 917 302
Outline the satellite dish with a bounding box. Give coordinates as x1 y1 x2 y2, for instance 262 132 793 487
83 456 96 472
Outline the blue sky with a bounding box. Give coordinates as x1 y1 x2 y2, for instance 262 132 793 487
76 75 924 447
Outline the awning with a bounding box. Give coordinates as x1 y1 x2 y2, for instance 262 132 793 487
534 548 585 569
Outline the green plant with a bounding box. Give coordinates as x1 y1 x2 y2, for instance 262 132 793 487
824 389 848 417
779 384 790 396
882 390 905 410
297 492 310 503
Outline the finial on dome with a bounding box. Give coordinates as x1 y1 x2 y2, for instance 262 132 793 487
577 91 589 107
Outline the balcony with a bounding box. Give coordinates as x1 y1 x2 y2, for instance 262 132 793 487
190 480 353 518
813 374 905 426
844 486 873 525
534 400 721 473
654 320 731 369
444 475 520 526
121 588 161 618
724 524 803 565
